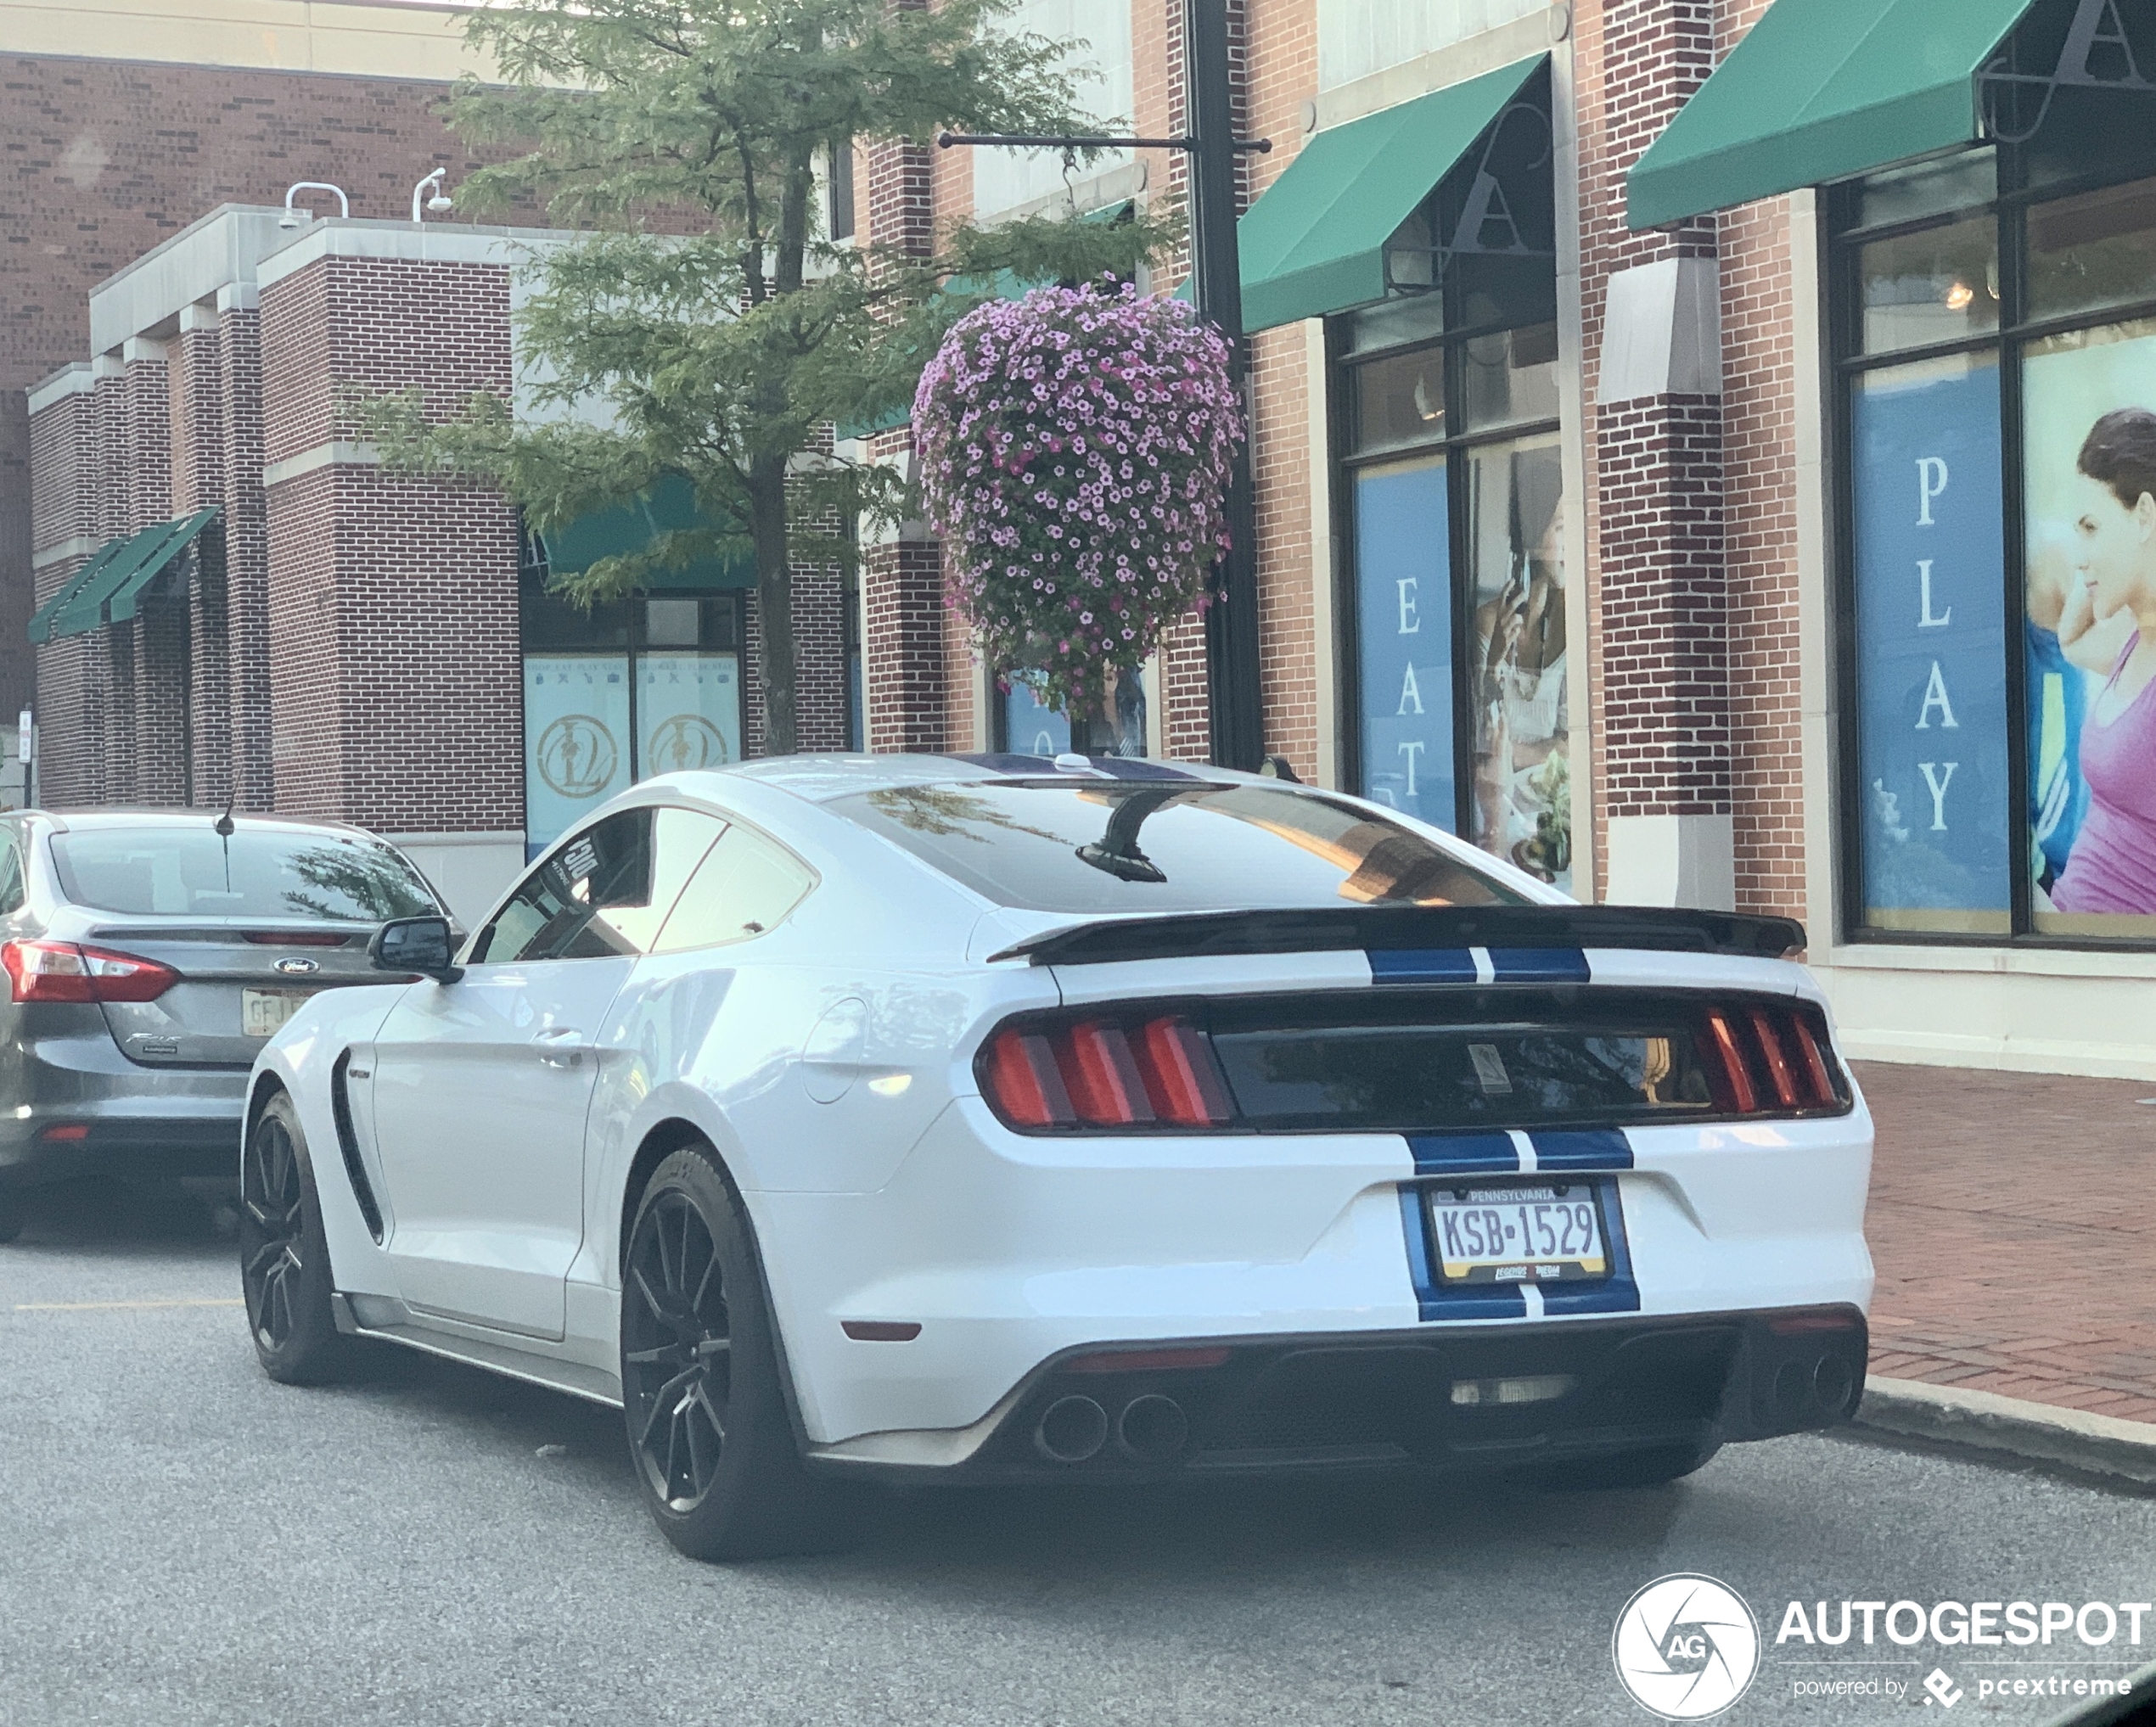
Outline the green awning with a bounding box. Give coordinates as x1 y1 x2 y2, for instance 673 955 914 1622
32 510 218 643
537 474 755 592
1626 0 2033 230
1238 54 1547 332
106 509 217 625
27 536 131 645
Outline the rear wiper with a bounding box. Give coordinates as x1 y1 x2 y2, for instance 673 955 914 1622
1075 788 1176 884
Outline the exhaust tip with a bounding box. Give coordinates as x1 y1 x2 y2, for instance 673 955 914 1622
1812 1353 1856 1418
1116 1393 1189 1464
1035 1395 1109 1464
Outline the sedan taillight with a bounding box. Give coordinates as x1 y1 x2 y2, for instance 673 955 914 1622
2 939 180 1004
980 1012 1234 1131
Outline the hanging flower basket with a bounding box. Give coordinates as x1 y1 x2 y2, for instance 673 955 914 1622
912 280 1244 721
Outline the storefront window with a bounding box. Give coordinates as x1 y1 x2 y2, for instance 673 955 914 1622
519 557 745 857
996 665 1148 757
1835 137 2156 947
1335 67 1568 889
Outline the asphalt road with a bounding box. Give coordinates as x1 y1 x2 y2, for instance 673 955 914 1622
3 1186 2151 1727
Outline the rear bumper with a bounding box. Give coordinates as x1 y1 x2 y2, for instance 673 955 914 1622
0 1031 245 1190
810 1305 1868 1483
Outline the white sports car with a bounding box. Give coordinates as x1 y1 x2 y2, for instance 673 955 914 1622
242 754 1872 1560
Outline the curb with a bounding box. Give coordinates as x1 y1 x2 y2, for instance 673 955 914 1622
1856 1376 2156 1489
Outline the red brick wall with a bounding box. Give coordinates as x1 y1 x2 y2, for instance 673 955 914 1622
1575 0 1728 894
1713 0 1805 920
261 252 523 833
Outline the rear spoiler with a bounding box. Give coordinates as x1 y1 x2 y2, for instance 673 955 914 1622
987 905 1805 967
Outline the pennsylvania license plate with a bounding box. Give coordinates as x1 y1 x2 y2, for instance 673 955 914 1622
1429 1184 1609 1285
242 989 310 1040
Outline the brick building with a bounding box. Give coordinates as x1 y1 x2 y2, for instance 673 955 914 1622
19 0 2156 1075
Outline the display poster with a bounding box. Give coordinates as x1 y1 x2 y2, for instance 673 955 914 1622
1850 354 2011 932
1356 455 1455 832
640 653 743 777
525 654 632 859
2021 320 2156 938
1467 435 1570 892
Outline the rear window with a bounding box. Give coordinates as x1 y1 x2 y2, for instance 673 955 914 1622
51 827 438 922
830 780 1529 914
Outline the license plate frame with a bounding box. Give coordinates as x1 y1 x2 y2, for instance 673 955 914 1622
1426 1180 1612 1286
242 988 311 1040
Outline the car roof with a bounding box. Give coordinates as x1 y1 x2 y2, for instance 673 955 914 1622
666 752 1252 805
20 807 379 839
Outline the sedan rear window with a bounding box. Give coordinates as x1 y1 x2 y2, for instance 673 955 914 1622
51 827 438 922
829 780 1529 914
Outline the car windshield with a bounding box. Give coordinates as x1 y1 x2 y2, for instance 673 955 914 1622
50 826 438 922
829 779 1530 914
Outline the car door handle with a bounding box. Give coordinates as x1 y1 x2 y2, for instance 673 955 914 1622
531 1028 588 1068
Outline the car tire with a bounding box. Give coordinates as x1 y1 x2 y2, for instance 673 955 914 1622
620 1142 862 1562
1530 1441 1722 1491
239 1091 356 1385
0 1186 24 1244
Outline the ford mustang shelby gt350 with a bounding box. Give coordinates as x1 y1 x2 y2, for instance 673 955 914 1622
241 754 1872 1559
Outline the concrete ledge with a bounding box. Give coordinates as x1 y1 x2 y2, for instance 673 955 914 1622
1856 1375 2156 1489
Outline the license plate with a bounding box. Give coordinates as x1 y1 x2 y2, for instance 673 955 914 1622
1429 1184 1609 1284
243 989 310 1039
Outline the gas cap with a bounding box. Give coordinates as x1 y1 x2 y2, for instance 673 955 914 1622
800 998 868 1104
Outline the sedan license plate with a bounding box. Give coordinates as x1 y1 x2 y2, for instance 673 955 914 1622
1429 1184 1608 1285
242 989 310 1039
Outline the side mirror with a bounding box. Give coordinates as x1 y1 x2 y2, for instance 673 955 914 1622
369 915 464 984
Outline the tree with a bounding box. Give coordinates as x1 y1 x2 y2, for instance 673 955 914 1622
378 0 1171 754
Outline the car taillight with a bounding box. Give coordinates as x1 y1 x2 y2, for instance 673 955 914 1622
1 939 180 1004
980 1012 1234 1132
1701 1001 1844 1116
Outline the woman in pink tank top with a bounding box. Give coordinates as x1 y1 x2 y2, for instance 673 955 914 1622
2051 409 2156 917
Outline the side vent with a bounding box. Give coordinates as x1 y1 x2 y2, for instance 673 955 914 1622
329 1050 385 1243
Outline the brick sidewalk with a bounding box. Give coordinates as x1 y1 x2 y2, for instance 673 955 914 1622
1856 1060 2156 1427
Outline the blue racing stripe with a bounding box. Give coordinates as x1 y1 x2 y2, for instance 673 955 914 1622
1485 946 1591 984
1368 948 1478 984
1530 1129 1633 1171
1408 1133 1520 1176
1400 1186 1530 1322
1543 1176 1640 1315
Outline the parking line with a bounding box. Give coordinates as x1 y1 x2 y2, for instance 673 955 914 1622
13 1298 245 1311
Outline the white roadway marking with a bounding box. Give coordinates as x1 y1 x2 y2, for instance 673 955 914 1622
13 1298 244 1311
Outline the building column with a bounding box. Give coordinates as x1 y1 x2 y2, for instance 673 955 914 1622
124 337 185 803
218 287 274 812
174 302 233 807
861 532 948 753
1576 0 1731 907
856 126 968 754
27 367 98 808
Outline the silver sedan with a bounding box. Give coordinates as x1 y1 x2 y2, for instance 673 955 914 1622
0 808 446 1241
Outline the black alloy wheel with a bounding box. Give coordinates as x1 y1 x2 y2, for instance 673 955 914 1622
242 1109 306 1351
0 1186 25 1245
618 1144 862 1561
239 1091 353 1383
622 1188 733 1512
